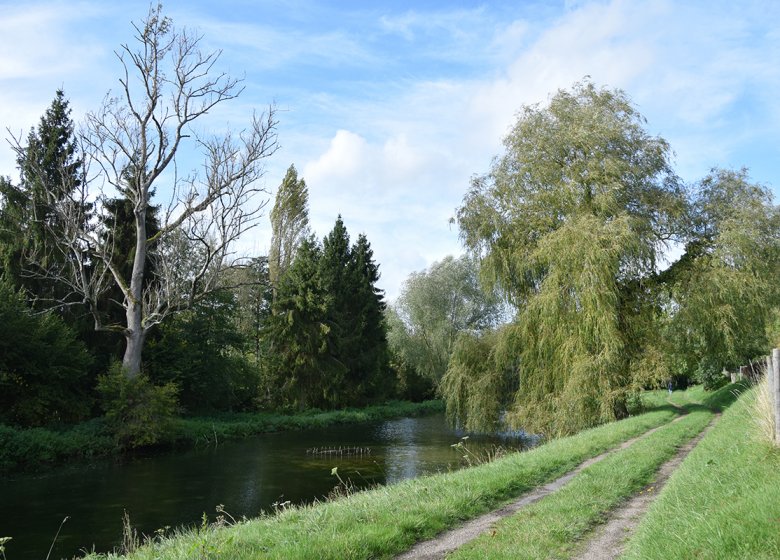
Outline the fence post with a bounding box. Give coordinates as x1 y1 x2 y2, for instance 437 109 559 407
773 348 780 443
768 355 776 442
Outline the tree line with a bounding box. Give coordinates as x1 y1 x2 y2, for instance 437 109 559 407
387 81 780 437
3 5 777 444
0 7 396 445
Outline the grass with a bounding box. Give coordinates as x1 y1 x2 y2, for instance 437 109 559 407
82 403 683 559
449 408 714 559
173 400 445 446
752 373 776 445
622 383 780 559
0 418 114 474
0 400 444 475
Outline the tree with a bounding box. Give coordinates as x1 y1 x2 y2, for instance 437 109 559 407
264 218 391 409
453 80 686 436
661 168 780 386
343 233 392 402
268 164 309 294
13 6 277 377
317 217 391 405
388 254 506 387
2 90 85 306
264 237 336 409
440 328 515 432
231 256 273 366
144 290 257 413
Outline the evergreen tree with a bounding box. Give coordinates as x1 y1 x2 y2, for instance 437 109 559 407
318 218 391 405
264 218 391 409
348 233 392 402
318 216 353 405
265 238 340 409
1 90 86 306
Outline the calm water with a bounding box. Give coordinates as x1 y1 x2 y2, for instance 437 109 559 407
1 413 532 559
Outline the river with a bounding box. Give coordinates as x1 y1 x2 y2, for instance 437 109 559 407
1 413 533 559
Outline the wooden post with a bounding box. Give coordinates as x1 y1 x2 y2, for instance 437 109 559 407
773 348 780 443
768 355 776 441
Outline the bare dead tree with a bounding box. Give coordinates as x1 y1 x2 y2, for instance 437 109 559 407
12 5 278 377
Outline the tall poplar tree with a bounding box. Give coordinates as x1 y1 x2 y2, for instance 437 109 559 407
269 164 310 294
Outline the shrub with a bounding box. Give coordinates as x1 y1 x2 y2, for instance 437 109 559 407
0 279 93 426
97 363 179 448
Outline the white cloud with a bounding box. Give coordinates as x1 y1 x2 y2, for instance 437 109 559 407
285 0 780 299
2 0 779 302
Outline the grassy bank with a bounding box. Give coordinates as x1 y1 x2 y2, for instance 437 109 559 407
450 408 714 559
442 382 746 559
623 384 780 559
0 400 443 475
83 402 683 558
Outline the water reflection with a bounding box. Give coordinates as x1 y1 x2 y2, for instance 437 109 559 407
1 413 532 559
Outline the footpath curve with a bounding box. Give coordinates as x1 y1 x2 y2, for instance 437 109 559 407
395 414 687 560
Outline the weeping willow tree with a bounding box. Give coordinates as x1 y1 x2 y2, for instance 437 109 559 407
663 168 780 386
452 80 686 436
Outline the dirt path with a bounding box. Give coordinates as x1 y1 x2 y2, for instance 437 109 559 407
573 414 719 560
395 416 685 560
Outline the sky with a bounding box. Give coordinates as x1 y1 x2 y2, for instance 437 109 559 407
1 0 779 300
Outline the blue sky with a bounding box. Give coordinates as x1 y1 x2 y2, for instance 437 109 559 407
1 0 778 299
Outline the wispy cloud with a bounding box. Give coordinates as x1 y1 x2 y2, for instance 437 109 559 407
1 0 778 299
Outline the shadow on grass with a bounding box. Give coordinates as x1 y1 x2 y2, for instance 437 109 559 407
636 380 751 417
701 380 751 411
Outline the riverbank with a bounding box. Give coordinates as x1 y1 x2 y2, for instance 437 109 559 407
76 383 763 560
78 395 685 558
0 400 443 475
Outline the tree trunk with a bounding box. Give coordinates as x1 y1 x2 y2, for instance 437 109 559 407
122 198 148 378
122 324 146 378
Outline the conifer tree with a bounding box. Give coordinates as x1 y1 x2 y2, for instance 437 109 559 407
1 90 86 306
345 233 391 402
265 238 340 409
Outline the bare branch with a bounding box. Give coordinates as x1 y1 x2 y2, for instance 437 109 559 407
14 5 277 376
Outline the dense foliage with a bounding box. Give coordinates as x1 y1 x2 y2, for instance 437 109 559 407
387 254 506 390
0 280 92 426
264 217 393 410
449 81 686 435
418 80 779 437
0 91 396 445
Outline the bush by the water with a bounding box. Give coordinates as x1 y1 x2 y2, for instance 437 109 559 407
97 363 179 449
